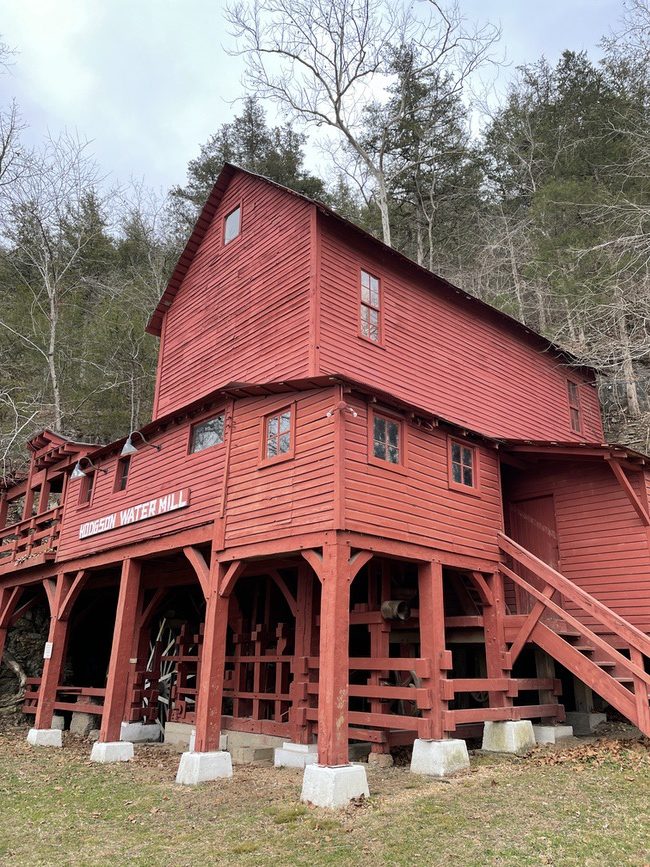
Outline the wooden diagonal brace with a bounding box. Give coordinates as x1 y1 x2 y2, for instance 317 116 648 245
607 459 650 526
183 546 210 598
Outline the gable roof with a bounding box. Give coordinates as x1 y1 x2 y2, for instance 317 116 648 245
146 163 593 374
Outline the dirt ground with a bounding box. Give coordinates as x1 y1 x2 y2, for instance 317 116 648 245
0 719 648 866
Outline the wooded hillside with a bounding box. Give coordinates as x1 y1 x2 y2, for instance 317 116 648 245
2 1 650 474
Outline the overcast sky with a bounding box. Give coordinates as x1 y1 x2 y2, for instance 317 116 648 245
0 0 627 194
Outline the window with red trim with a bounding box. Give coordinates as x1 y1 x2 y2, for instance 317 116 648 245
264 408 293 461
449 440 476 490
360 270 381 342
372 413 402 464
567 380 581 432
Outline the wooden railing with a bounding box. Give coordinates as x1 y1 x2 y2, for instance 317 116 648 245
0 507 62 569
499 532 650 736
23 679 105 716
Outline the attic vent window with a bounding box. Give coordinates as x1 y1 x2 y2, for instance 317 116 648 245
567 380 581 432
190 413 225 453
224 205 241 244
360 269 381 343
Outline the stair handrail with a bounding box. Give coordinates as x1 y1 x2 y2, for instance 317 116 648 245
498 532 650 660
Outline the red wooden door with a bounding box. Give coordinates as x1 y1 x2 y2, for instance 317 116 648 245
508 495 560 613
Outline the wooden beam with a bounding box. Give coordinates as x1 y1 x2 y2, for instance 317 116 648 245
301 548 324 580
607 459 650 526
183 546 210 598
58 570 87 622
99 559 142 743
469 571 494 606
194 562 231 752
34 573 70 729
42 578 57 617
507 583 556 667
218 560 245 598
267 569 297 618
138 588 167 631
348 550 373 582
316 540 351 765
0 586 23 629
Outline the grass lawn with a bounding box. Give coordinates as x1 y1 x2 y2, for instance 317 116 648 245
0 722 648 866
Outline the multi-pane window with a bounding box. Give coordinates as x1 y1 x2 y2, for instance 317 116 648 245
360 270 381 342
115 457 131 492
265 408 292 460
450 441 475 489
567 380 581 432
224 205 241 244
190 414 225 453
373 414 401 464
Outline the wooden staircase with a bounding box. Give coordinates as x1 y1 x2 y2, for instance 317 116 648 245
498 533 650 737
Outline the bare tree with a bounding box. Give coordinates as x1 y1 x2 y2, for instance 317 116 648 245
0 132 109 432
226 0 499 246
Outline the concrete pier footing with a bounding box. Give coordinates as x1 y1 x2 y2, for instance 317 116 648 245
482 720 536 754
27 728 62 748
175 751 233 785
300 764 369 809
410 738 470 777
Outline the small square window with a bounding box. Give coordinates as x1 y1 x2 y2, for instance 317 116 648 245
224 206 241 244
360 270 381 343
265 409 292 460
115 457 131 492
449 440 476 490
190 414 225 453
372 413 401 464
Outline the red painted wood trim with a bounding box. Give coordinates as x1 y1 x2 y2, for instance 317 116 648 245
151 314 167 418
218 559 245 598
333 385 345 529
0 586 23 629
308 205 321 375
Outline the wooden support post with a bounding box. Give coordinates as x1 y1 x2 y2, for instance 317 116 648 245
418 560 447 740
573 677 594 714
99 559 142 743
315 540 351 766
534 648 558 715
34 573 72 730
483 570 512 709
291 563 313 744
193 566 231 753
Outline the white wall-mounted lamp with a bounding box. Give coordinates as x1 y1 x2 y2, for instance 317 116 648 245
120 430 161 457
71 457 107 479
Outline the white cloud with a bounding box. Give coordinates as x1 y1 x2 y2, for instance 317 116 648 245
0 0 631 193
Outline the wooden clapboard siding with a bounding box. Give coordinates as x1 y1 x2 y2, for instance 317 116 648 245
316 218 603 441
153 172 313 418
57 406 226 559
504 462 650 632
343 396 502 561
223 388 337 545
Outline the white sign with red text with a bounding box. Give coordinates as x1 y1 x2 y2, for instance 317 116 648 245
79 488 190 539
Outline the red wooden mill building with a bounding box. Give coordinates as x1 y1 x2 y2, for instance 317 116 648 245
1 163 650 806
